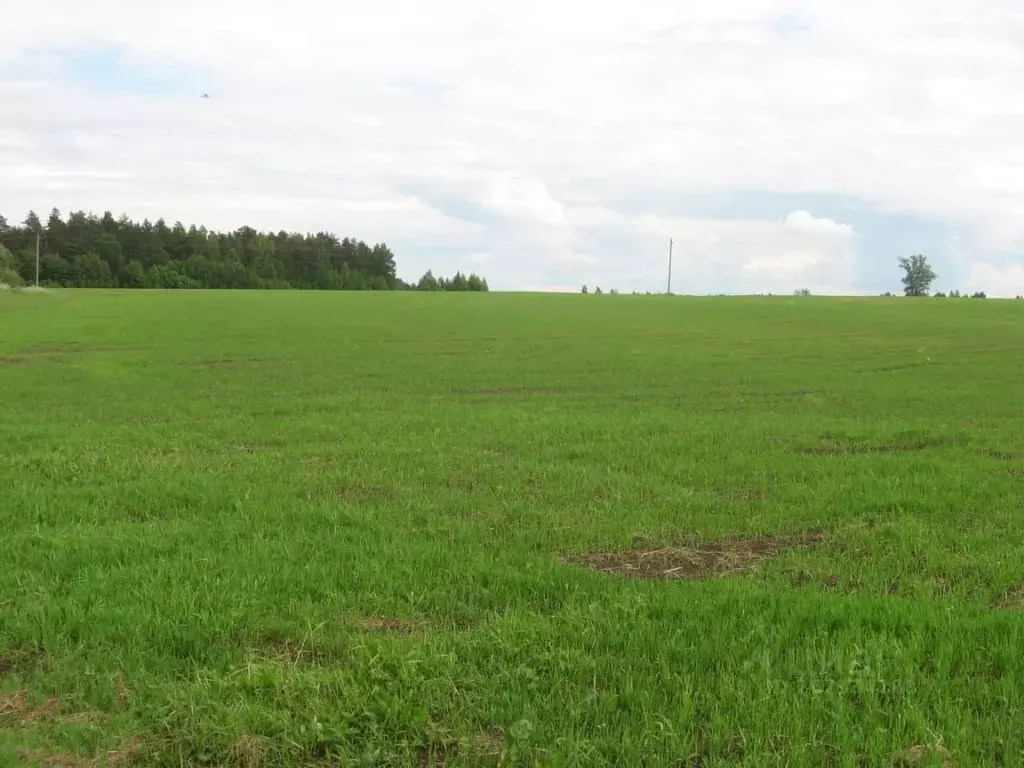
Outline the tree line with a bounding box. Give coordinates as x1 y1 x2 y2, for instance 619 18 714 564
0 209 489 292
415 270 488 292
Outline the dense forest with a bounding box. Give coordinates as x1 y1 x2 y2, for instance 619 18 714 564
0 209 489 292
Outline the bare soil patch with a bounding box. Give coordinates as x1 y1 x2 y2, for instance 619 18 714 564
192 355 277 370
335 482 395 503
986 450 1017 461
992 581 1024 610
708 488 766 502
472 726 504 757
871 362 925 373
16 751 80 768
228 444 269 454
19 343 148 355
0 691 60 727
417 737 459 768
18 738 142 768
0 644 44 678
565 530 825 581
230 734 266 768
414 725 503 767
356 615 416 634
895 744 952 767
5 343 150 367
257 616 421 665
798 434 943 456
428 349 477 357
258 633 346 666
115 677 131 706
98 739 143 768
195 357 243 370
455 385 588 397
17 343 86 355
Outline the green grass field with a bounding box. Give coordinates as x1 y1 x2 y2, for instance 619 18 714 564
1 290 1023 767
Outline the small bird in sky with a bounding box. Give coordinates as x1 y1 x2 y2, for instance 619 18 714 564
200 93 210 99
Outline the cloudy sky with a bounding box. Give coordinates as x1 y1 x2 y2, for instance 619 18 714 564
3 1 1024 295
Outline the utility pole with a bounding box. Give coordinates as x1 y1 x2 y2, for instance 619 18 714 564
667 238 674 295
35 228 40 287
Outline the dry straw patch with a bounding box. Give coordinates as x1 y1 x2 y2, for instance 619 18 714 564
230 734 266 768
565 531 826 581
18 738 143 768
0 690 60 727
895 744 952 767
992 581 1024 610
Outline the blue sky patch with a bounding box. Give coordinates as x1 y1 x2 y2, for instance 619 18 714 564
5 45 214 99
770 13 813 36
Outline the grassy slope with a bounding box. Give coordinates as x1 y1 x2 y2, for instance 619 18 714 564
0 290 1022 767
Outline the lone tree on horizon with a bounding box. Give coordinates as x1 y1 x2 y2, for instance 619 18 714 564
899 254 937 297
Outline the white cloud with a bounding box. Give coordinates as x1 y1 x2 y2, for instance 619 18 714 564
481 173 565 225
783 210 855 238
1 0 1023 290
564 206 627 230
964 261 1024 298
552 252 599 266
630 211 858 294
743 251 827 275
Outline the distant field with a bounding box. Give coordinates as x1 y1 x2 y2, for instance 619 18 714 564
1 290 1023 767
